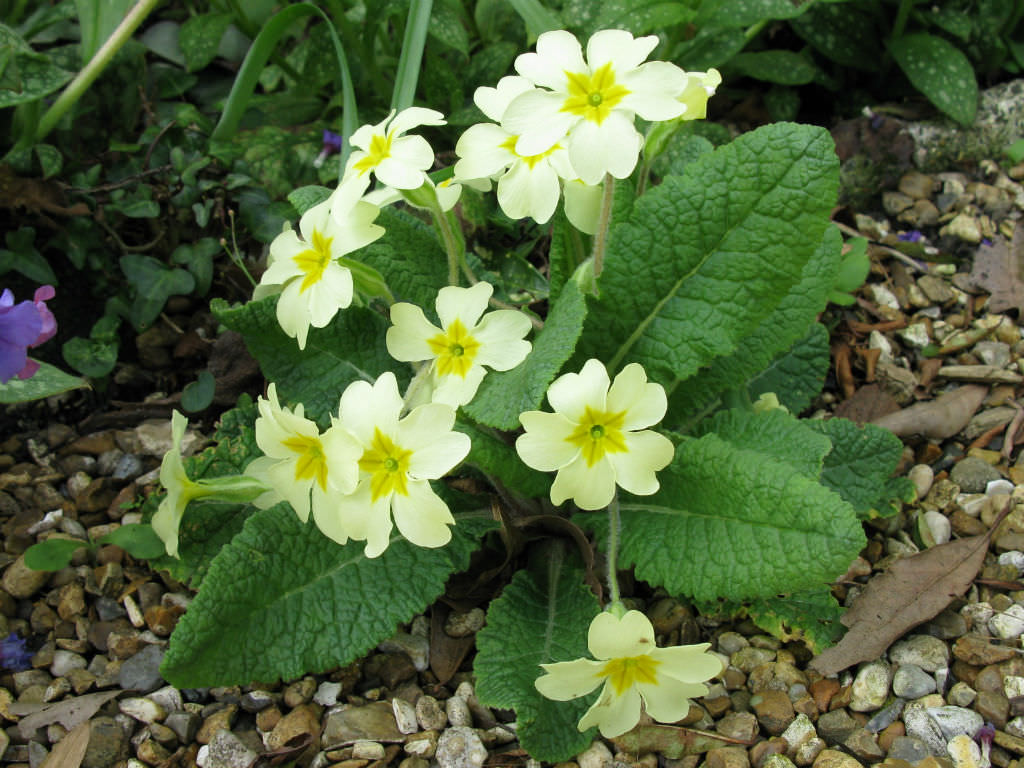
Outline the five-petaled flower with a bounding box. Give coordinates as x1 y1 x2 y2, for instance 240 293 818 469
344 107 446 190
247 384 362 541
0 286 56 384
329 372 470 557
535 609 722 738
502 29 688 184
516 359 674 510
255 178 384 349
386 282 532 408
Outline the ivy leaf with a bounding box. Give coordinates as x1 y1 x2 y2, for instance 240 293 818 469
214 297 405 427
807 418 915 519
668 226 841 425
888 32 978 125
359 208 448 310
475 541 600 761
463 282 586 431
582 432 865 602
120 254 195 331
162 509 494 687
145 396 261 588
578 123 838 385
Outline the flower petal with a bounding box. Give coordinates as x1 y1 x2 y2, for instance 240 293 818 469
406 426 470 479
472 310 532 370
436 282 492 329
651 643 724 683
503 90 575 156
374 155 428 190
568 115 642 184
535 658 605 700
578 680 642 738
389 106 446 135
588 610 656 660
636 676 698 724
497 160 560 223
391 479 454 549
311 484 350 545
431 364 487 407
386 303 441 362
607 363 667 429
473 76 535 121
338 373 402 445
267 458 311 522
620 61 688 120
585 29 658 71
516 411 578 471
515 30 585 90
454 123 515 181
550 455 616 509
608 430 674 496
547 358 610 422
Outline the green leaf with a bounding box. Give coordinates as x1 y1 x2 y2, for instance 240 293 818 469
475 542 599 761
162 508 494 687
23 538 88 571
807 418 915 519
287 185 332 215
0 225 56 284
888 32 978 125
145 396 262 588
592 0 694 36
120 254 196 330
695 408 832 481
62 337 118 378
179 12 233 72
695 0 811 26
583 433 865 601
428 0 469 54
673 26 746 69
0 361 87 403
456 418 550 499
507 0 563 40
464 282 586 431
110 198 160 218
730 50 819 85
0 24 73 108
579 123 839 386
747 323 831 415
667 226 842 425
98 524 167 560
181 370 216 413
358 208 448 309
789 3 880 71
33 143 62 178
171 238 219 297
74 0 133 61
214 297 406 426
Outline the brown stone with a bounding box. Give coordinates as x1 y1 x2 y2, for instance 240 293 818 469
976 664 1007 692
950 508 989 536
993 730 1024 755
705 695 732 718
716 712 759 743
829 686 852 711
953 635 1018 665
136 737 172 764
705 747 750 768
812 749 864 768
843 729 884 762
143 605 183 637
106 629 144 659
75 477 116 513
809 679 839 714
750 738 787 768
1 555 50 598
65 432 117 455
56 582 85 622
283 677 316 708
196 704 237 744
752 690 795 736
877 722 904 753
977 690 1010 728
256 706 282 732
266 703 322 762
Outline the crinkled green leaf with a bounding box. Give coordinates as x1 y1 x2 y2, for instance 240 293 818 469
578 123 838 386
807 418 915 519
0 362 86 403
747 323 831 415
475 542 599 761
695 408 832 481
62 336 117 378
582 433 865 601
287 185 332 215
888 32 978 125
120 254 195 331
789 3 879 71
668 226 841 425
359 208 448 310
730 50 819 85
162 508 494 687
179 12 232 71
145 396 261 588
214 297 406 427
456 418 550 499
464 282 586 431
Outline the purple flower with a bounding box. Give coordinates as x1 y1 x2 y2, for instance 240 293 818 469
314 129 344 168
898 230 923 243
0 632 32 671
982 238 993 247
0 285 57 383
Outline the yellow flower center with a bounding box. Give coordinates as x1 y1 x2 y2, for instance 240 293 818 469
292 229 334 293
427 317 481 378
281 434 329 492
566 406 628 466
600 654 661 695
499 135 562 170
561 63 630 124
358 428 413 501
351 131 394 175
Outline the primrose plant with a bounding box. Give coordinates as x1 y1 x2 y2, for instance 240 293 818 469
140 28 911 759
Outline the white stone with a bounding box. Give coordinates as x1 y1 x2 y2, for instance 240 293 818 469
987 479 1015 496
960 494 990 518
148 686 183 715
119 697 166 724
924 510 952 545
392 698 418 734
990 604 1024 640
352 741 386 760
1004 675 1024 699
436 726 487 768
868 284 901 310
869 331 894 362
897 323 931 349
50 650 87 677
928 706 984 740
780 714 816 754
1006 716 1024 739
577 740 614 768
909 465 935 500
998 551 1024 574
851 659 892 711
947 733 982 768
314 682 341 707
445 695 472 727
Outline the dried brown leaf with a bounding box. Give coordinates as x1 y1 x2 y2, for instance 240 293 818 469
968 221 1024 315
430 604 475 685
870 384 987 439
10 690 121 738
40 721 90 768
611 725 745 759
810 504 1007 676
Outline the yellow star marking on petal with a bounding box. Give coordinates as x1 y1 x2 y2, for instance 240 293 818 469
292 229 335 293
351 131 395 175
560 63 631 124
427 317 482 378
600 655 661 696
566 406 628 466
358 428 414 501
281 434 330 491
499 135 563 170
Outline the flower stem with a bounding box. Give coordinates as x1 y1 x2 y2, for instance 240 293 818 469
30 0 162 147
606 493 622 606
590 173 615 280
430 206 463 286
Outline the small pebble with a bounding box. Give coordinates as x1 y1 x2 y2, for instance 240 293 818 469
892 665 936 698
